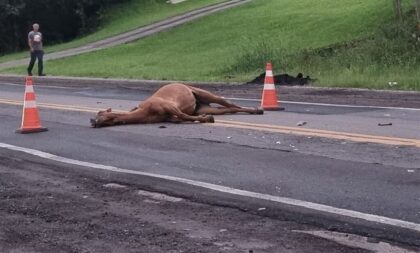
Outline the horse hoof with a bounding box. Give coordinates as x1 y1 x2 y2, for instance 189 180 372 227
90 118 97 128
206 115 215 123
255 107 264 115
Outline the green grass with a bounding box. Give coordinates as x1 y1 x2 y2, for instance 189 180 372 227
277 10 420 91
2 0 420 90
0 0 227 63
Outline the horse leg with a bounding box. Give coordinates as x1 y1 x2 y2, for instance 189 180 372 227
190 87 263 114
163 104 214 123
190 87 241 108
196 105 263 115
168 116 183 123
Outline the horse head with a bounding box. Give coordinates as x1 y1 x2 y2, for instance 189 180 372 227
90 108 116 128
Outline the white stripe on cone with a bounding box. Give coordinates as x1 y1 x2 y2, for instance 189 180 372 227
25 86 34 93
263 84 276 90
24 100 37 109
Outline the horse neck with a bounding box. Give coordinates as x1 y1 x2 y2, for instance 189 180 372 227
111 109 148 124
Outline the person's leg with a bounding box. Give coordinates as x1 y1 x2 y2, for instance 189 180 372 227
37 51 44 76
27 52 36 76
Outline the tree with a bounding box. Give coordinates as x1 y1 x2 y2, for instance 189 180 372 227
0 0 26 53
0 0 129 55
394 0 403 22
392 0 420 32
415 0 420 31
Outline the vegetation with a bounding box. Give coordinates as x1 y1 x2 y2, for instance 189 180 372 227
1 0 420 90
0 0 129 54
0 0 226 63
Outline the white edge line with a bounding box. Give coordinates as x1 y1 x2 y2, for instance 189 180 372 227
226 97 420 111
1 142 420 233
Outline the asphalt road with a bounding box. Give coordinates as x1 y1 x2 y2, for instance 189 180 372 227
1 0 419 250
0 149 375 253
1 79 420 252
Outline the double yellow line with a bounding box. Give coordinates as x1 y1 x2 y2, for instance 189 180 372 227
1 98 419 148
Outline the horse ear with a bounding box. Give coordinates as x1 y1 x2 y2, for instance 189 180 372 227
106 108 112 112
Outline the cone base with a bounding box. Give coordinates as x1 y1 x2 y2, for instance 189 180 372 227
262 107 285 111
16 127 48 134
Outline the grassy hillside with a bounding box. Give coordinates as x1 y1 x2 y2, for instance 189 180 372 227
0 0 226 63
2 0 419 90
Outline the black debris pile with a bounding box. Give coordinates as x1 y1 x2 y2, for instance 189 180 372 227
248 72 315 86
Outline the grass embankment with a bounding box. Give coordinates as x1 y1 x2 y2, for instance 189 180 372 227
2 0 419 90
0 0 227 63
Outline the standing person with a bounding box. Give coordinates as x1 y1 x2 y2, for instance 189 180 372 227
27 23 46 76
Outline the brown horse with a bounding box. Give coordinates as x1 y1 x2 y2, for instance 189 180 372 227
90 83 263 128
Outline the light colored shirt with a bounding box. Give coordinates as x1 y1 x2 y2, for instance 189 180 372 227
28 31 43 51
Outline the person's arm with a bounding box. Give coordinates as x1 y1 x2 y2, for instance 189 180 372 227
28 33 33 52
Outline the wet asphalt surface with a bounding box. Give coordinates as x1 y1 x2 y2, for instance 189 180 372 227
1 78 420 252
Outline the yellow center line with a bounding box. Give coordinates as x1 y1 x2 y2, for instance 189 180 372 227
1 98 419 147
215 120 420 148
0 98 105 113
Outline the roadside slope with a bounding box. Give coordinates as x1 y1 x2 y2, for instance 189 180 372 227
0 0 229 65
0 0 391 80
2 0 419 90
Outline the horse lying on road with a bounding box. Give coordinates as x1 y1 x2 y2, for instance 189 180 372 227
90 83 263 128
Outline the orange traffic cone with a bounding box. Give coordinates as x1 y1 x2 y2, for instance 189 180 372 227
16 76 48 134
261 62 284 111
